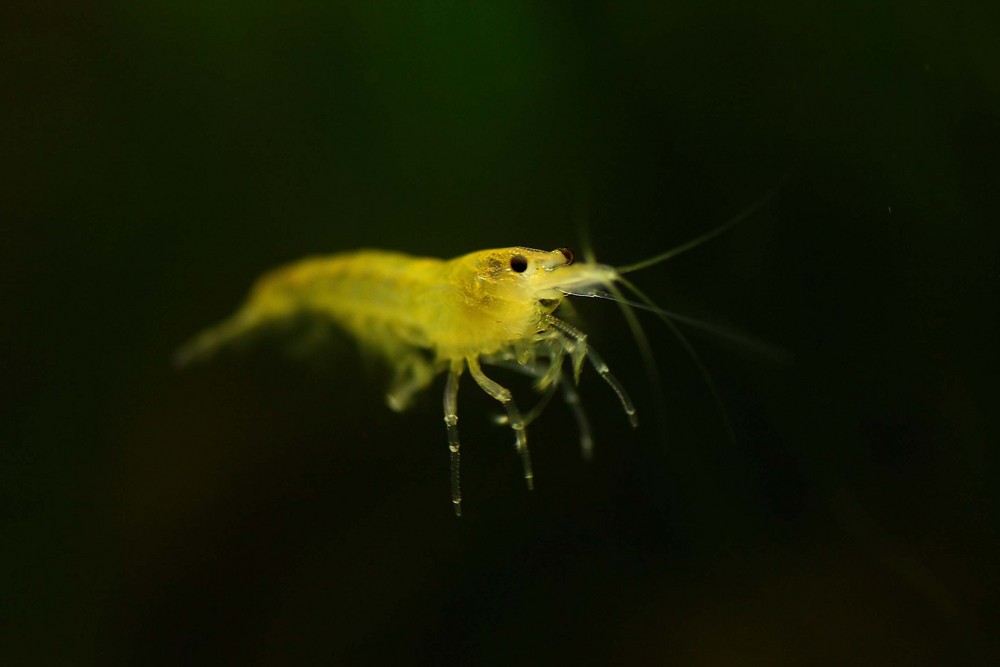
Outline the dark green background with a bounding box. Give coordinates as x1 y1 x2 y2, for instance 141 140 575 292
4 2 997 664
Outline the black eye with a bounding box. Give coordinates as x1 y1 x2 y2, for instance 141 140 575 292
557 247 574 265
510 254 528 273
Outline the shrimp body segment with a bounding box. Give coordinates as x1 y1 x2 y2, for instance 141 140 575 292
177 247 635 516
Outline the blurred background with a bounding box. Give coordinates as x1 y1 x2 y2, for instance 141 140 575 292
3 2 998 664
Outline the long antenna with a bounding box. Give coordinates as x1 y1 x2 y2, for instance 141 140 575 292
616 171 792 275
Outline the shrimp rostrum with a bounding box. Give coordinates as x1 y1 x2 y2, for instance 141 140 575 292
177 247 644 516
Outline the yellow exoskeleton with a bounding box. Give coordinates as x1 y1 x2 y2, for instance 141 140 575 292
177 183 784 516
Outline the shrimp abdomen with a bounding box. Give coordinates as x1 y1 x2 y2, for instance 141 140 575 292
175 251 445 366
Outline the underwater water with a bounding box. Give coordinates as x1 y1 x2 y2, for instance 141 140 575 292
4 2 998 665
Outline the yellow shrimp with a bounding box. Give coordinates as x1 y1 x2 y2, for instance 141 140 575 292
176 180 786 516
176 246 636 516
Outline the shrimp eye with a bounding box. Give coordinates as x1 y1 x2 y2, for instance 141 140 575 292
510 254 528 273
557 247 575 265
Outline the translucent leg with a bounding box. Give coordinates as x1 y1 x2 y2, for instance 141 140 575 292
443 364 463 516
387 353 436 412
483 357 594 462
545 315 638 428
466 356 533 490
559 371 594 461
517 380 558 427
576 343 638 429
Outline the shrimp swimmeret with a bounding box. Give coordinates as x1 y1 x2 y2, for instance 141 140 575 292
176 194 778 516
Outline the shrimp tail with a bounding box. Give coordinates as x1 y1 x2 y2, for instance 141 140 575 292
174 311 261 367
175 264 310 367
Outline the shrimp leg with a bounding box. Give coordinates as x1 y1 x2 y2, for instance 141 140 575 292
386 352 436 412
484 357 595 462
545 315 638 428
466 356 533 491
516 379 559 427
443 361 463 516
558 368 595 461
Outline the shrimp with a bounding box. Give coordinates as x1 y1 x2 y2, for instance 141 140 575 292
176 247 636 516
176 179 787 516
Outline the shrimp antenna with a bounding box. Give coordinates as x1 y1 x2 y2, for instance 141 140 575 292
616 171 791 275
560 288 793 365
616 274 738 447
